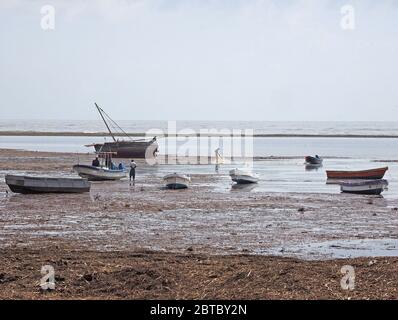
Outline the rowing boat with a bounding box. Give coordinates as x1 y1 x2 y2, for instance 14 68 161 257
229 169 259 184
326 167 388 180
340 179 388 195
5 175 91 194
163 173 191 189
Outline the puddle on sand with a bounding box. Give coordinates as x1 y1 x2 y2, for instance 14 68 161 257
265 238 398 260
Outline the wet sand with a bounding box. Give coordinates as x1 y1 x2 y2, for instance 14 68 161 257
1 149 398 299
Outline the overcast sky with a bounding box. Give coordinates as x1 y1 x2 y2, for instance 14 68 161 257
1 0 398 121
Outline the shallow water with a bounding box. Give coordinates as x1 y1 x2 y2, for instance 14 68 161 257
271 238 398 260
135 159 398 198
1 157 397 198
3 135 398 159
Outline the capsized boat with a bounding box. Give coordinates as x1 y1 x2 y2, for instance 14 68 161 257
326 167 388 180
5 175 91 194
73 152 127 181
86 103 159 159
163 173 191 189
229 168 259 184
305 155 323 165
340 179 388 195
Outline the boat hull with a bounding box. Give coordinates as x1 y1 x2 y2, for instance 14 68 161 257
93 139 158 159
342 188 384 195
166 183 189 190
231 176 259 184
326 167 388 180
229 169 259 184
5 175 90 194
340 179 388 195
163 174 191 189
305 156 323 165
73 165 126 181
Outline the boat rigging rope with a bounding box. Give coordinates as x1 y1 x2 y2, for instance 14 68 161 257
100 108 134 141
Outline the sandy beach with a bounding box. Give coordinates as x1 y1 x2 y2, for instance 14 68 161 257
1 148 398 299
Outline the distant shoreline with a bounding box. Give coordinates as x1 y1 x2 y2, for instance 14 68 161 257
1 131 398 138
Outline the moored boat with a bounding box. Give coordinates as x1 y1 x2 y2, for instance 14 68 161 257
340 179 388 195
73 152 127 181
163 173 191 189
305 155 323 165
5 175 91 194
229 168 259 184
73 164 126 181
87 103 159 159
326 167 388 180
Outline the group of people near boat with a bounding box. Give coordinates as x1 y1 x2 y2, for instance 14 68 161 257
91 156 137 184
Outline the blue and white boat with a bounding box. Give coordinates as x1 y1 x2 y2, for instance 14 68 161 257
73 152 127 181
73 164 126 181
340 179 388 195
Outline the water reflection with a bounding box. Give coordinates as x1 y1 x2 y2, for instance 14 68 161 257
231 183 257 192
305 164 323 171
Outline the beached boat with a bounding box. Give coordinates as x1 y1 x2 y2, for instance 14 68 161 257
305 155 323 165
5 175 90 194
326 167 388 180
163 173 191 189
87 103 159 158
229 168 259 184
73 152 127 181
340 179 388 195
73 164 126 181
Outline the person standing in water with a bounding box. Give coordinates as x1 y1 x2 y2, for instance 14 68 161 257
129 160 137 185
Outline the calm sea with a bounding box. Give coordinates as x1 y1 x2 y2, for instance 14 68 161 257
1 120 398 136
1 121 398 159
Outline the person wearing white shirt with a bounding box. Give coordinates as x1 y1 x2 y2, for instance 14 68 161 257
129 160 137 185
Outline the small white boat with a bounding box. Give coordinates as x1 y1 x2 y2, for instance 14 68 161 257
163 173 191 189
340 179 388 195
73 152 127 181
5 175 91 194
229 168 259 184
73 164 126 181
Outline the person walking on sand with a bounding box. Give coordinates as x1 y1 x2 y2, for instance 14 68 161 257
129 160 137 185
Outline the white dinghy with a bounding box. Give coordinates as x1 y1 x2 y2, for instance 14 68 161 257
229 168 259 184
73 165 126 181
163 173 191 189
73 152 126 181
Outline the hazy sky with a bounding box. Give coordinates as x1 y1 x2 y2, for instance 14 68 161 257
1 0 398 121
